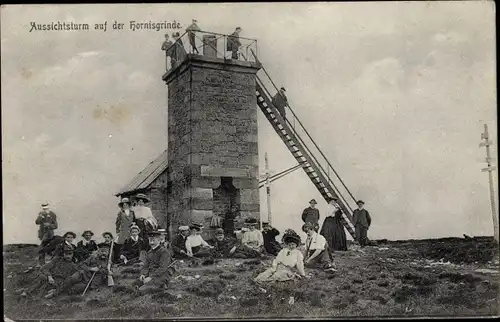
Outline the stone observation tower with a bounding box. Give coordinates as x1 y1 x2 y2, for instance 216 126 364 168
162 31 262 239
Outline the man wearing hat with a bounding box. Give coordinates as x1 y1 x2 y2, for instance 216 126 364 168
21 244 80 298
35 203 59 266
134 230 174 294
133 193 158 239
211 228 238 258
272 87 289 120
240 218 264 257
227 27 242 59
75 230 98 262
302 199 320 232
161 33 174 70
115 197 136 259
262 222 282 256
120 224 149 264
302 222 337 272
352 200 371 247
170 225 191 258
186 19 200 54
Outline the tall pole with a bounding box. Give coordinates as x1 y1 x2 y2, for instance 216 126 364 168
480 124 498 242
265 152 272 226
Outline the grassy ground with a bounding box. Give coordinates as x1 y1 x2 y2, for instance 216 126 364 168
3 237 499 319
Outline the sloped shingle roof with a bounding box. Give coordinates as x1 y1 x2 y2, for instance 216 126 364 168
115 150 168 196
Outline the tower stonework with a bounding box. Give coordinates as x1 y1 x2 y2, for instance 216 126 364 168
163 54 261 240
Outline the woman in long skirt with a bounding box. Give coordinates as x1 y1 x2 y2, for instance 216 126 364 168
254 229 306 283
320 199 347 254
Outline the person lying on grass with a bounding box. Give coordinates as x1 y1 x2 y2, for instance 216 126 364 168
21 245 79 299
254 229 308 283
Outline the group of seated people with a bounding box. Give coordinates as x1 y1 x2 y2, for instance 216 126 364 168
24 217 339 299
22 227 174 298
37 224 149 267
170 218 284 261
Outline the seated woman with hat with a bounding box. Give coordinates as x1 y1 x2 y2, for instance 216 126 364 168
119 224 149 265
185 223 214 258
254 229 307 283
302 222 337 272
133 193 158 239
75 230 98 262
240 218 264 256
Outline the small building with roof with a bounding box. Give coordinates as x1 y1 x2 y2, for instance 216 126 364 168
115 150 170 230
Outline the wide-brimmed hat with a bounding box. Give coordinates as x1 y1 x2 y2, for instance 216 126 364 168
245 218 258 225
81 230 94 237
262 222 270 227
309 199 317 205
63 231 76 238
135 193 150 203
235 27 242 30
283 230 301 245
102 232 114 239
129 224 141 233
356 200 365 205
41 203 50 209
178 226 190 231
118 197 130 207
280 87 286 92
215 228 225 235
189 223 203 231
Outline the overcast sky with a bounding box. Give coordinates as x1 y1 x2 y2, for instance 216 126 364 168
1 2 497 245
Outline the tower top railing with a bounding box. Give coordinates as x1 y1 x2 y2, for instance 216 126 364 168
162 30 258 71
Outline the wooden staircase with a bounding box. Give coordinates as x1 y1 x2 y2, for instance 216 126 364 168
255 79 357 239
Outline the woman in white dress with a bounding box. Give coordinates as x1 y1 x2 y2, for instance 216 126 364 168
254 229 306 283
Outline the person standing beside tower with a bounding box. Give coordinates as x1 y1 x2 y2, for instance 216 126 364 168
35 203 58 267
301 199 320 232
352 200 371 247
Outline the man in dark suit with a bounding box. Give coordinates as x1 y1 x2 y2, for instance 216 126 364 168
352 200 371 247
301 199 320 232
35 203 58 267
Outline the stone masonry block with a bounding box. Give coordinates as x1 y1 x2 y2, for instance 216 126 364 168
189 210 214 224
240 189 260 205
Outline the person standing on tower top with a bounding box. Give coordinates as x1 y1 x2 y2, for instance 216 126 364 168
227 27 242 59
161 33 174 70
186 19 200 54
272 87 288 120
302 199 320 232
35 203 58 267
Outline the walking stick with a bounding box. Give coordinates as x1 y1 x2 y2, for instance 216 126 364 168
81 270 98 296
107 240 115 287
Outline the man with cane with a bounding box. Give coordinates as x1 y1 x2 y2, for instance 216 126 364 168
60 241 115 296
